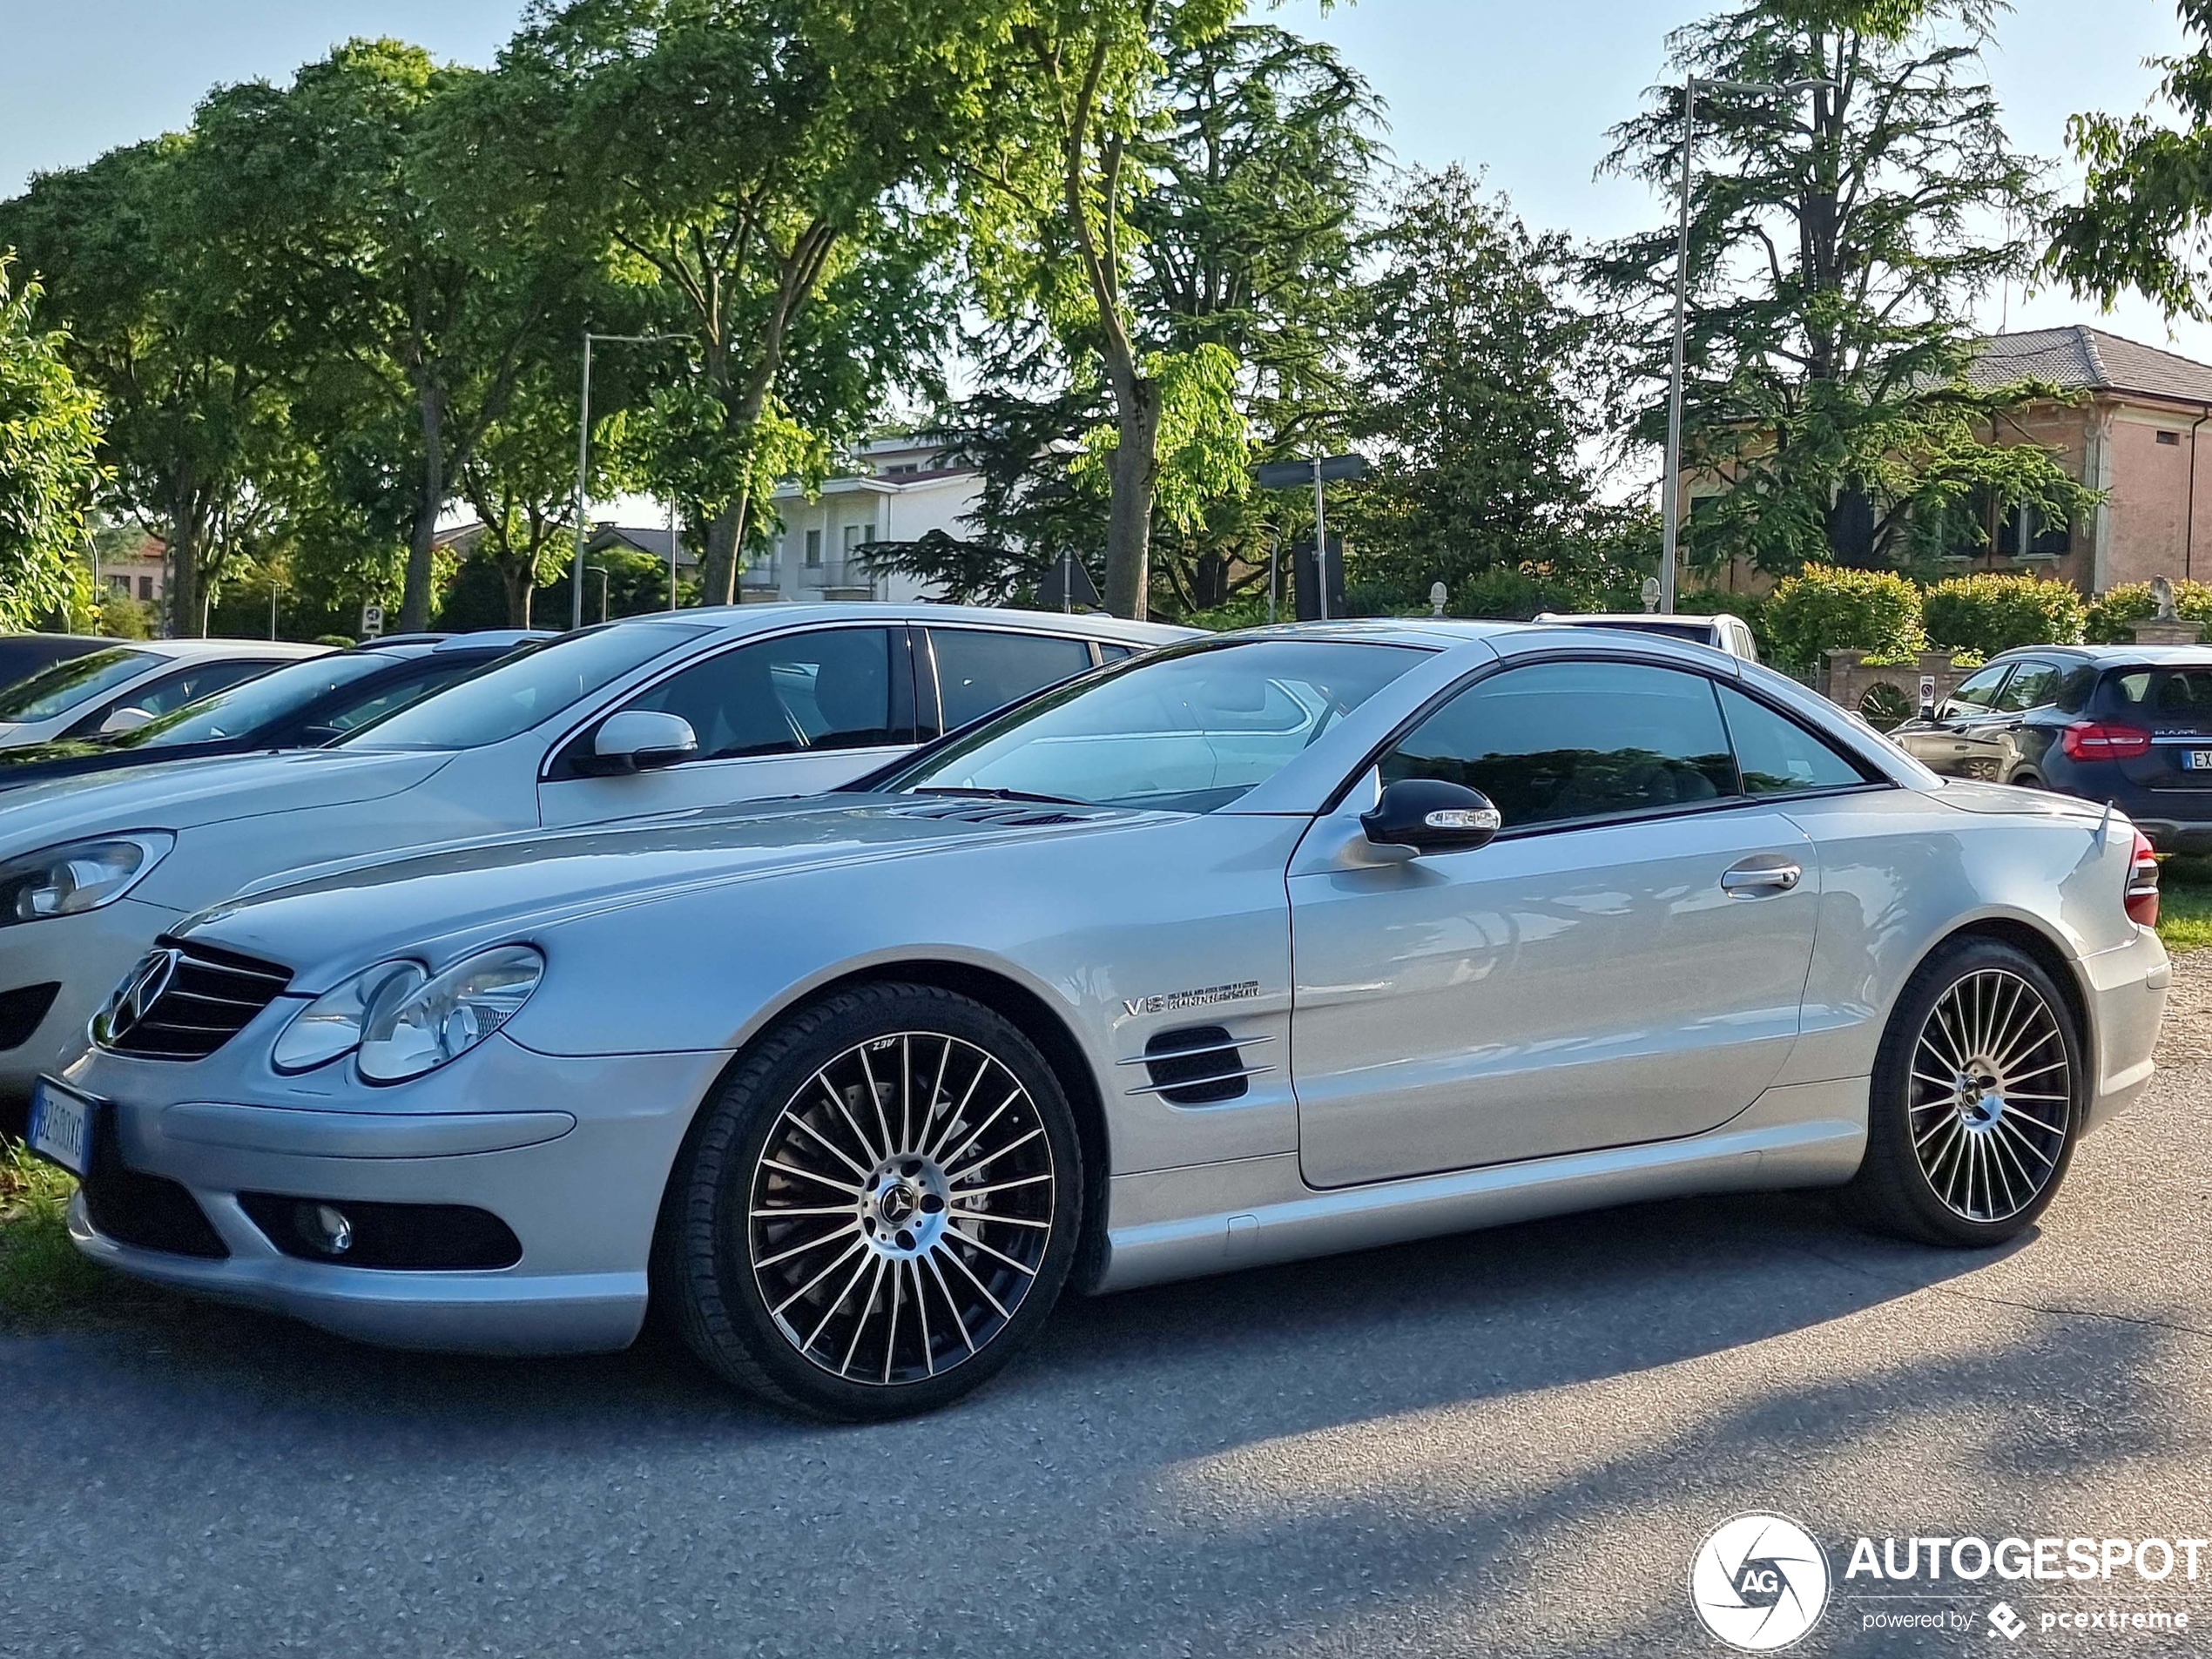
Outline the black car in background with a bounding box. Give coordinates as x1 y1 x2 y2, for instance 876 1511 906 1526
1892 644 2212 850
0 631 547 792
0 634 112 691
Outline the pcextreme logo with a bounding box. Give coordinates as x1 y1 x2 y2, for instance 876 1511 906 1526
1689 1513 1832 1651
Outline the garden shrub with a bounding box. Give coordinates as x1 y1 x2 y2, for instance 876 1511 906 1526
1764 566 1923 670
1920 573 2085 656
2084 578 2212 644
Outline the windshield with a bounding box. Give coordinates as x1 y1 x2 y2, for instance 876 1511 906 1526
0 647 158 722
341 624 708 750
878 638 1422 813
115 652 396 747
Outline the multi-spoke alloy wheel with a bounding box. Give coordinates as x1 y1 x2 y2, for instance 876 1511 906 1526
1846 938 2083 1247
1906 968 2070 1224
750 1031 1056 1386
659 982 1081 1419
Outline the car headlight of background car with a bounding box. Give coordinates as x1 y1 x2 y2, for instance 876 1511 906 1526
0 832 174 925
273 945 543 1082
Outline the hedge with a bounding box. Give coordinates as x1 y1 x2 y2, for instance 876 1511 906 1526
1764 567 1924 670
1920 573 2086 658
2084 578 2212 644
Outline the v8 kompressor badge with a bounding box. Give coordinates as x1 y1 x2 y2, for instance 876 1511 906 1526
1122 980 1260 1018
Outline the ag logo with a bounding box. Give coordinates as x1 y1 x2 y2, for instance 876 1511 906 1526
1689 1513 1831 1651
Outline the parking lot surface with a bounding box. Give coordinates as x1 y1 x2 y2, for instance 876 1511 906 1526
4 964 2209 1658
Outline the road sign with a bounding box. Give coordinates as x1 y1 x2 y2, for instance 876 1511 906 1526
1292 535 1345 622
360 603 385 640
1254 455 1371 489
1037 554 1101 612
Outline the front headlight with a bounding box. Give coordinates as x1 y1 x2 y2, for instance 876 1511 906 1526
357 945 544 1083
271 960 427 1074
0 832 174 925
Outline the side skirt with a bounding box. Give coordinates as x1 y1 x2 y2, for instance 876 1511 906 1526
1091 1077 1867 1294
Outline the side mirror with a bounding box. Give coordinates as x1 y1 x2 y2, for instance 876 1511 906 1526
98 706 155 736
1361 779 1501 857
590 710 698 774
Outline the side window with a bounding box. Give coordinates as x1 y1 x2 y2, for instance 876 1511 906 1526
2054 666 2097 714
1994 663 2060 712
1380 659 1739 831
928 629 1096 731
1944 664 2011 715
623 627 901 762
317 663 480 737
1716 685 1870 794
1096 643 1134 663
68 660 274 735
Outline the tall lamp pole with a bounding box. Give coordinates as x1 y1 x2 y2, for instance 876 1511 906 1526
573 330 685 631
1659 75 1834 614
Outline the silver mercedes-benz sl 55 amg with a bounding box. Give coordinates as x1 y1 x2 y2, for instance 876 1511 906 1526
36 620 2170 1419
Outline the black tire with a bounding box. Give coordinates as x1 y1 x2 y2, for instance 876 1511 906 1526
1843 936 2085 1247
654 981 1082 1420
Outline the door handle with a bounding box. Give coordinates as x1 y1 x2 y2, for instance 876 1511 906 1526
1721 860 1802 895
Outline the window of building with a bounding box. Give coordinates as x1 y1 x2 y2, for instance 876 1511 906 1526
2159 430 2182 446
842 523 875 554
804 529 823 568
138 576 154 601
1996 504 2070 559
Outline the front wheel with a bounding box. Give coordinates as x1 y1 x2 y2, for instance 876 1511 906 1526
657 981 1082 1420
1844 937 2085 1246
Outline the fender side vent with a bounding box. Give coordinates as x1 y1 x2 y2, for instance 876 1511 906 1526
1130 1024 1273 1106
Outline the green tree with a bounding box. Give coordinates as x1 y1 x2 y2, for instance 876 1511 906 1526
455 361 604 626
1593 0 2093 575
185 40 584 631
2047 1 2212 320
499 0 988 608
1337 167 1613 606
0 138 285 635
0 259 104 629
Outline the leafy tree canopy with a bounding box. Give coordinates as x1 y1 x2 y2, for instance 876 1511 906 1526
0 260 105 629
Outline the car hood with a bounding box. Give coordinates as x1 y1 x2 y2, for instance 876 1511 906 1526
183 796 1156 988
0 746 455 853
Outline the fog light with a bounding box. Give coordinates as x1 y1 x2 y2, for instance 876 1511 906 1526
300 1203 353 1256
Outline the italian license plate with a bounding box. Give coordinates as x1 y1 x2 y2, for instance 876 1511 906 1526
25 1077 94 1177
2188 750 2212 770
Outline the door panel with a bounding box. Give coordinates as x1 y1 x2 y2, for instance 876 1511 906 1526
1291 806 1819 1186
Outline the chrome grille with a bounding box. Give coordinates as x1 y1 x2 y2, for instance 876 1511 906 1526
97 940 293 1061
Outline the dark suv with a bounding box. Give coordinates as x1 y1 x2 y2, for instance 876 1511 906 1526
1892 644 2212 850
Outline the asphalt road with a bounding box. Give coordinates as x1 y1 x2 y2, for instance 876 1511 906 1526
5 996 2210 1657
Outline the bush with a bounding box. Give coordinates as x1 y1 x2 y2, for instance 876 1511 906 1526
1443 567 1588 621
1921 573 2085 656
1764 566 1923 670
2084 578 2212 644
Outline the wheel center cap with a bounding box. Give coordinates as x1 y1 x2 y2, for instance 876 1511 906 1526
880 1184 917 1224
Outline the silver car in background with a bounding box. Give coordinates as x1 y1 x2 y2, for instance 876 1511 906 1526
44 622 2167 1419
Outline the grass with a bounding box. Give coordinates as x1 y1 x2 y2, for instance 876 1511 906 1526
2159 855 2212 954
0 1138 115 1324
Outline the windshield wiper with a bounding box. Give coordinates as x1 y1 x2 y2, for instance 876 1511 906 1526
907 786 1090 807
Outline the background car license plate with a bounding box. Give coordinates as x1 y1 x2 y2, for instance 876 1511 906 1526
26 1079 93 1177
2191 750 2212 770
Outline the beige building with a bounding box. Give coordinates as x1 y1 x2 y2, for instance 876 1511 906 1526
743 434 982 604
95 532 166 608
1693 326 2212 595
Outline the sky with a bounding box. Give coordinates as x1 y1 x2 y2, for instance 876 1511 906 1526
0 0 2200 362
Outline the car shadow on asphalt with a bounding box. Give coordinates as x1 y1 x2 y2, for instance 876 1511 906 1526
4 1183 2023 1446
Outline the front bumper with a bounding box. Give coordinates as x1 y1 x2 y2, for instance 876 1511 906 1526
57 1031 733 1355
0 897 183 1109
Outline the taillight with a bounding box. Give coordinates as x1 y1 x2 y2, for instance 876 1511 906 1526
2127 829 2161 928
2063 720 2152 760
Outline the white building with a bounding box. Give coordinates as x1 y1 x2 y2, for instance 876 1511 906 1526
745 434 981 604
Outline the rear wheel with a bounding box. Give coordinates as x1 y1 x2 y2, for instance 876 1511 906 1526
1844 937 2084 1246
657 981 1082 1420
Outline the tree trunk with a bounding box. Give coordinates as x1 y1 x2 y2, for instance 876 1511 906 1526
1103 374 1163 620
401 387 446 633
166 509 202 639
699 495 750 608
502 556 535 628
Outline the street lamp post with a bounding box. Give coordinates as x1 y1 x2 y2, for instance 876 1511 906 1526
588 564 611 625
1255 453 1369 623
1658 75 1834 615
573 330 685 631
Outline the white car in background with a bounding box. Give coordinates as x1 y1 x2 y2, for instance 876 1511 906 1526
0 638 331 747
0 605 1189 1103
1535 611 1761 663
